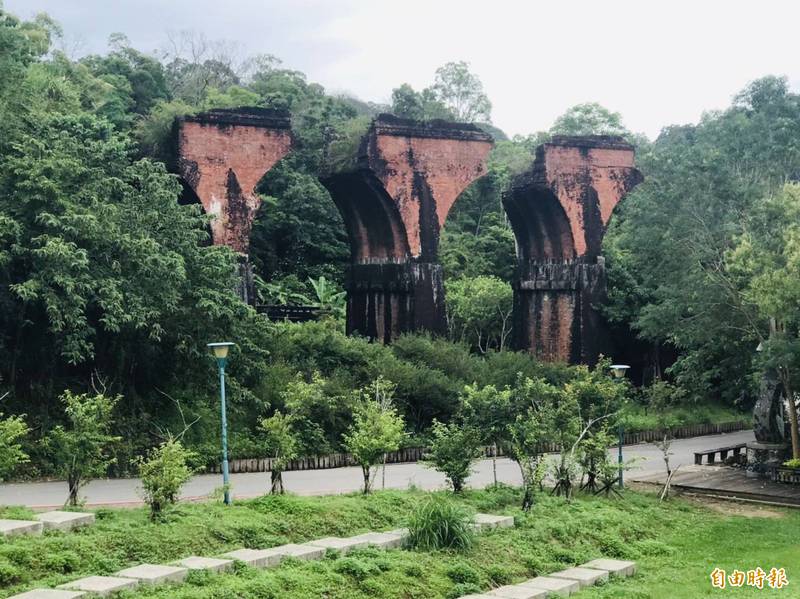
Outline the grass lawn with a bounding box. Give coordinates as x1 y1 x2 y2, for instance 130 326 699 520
0 486 796 598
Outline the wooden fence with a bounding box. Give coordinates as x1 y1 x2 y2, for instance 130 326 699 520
207 420 749 474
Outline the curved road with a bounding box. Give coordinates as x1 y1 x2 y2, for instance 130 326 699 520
0 430 754 509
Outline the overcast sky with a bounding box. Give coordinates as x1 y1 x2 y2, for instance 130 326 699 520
6 0 799 139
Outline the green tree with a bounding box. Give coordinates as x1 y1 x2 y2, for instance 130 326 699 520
424 420 483 493
47 391 121 506
727 183 800 458
0 411 29 481
344 377 405 494
550 102 629 137
460 383 512 486
446 276 513 352
431 61 492 123
259 410 299 494
138 437 195 520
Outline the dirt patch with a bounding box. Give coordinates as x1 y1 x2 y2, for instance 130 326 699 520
686 496 786 519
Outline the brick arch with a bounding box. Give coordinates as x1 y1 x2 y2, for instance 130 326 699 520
174 107 293 256
321 115 494 342
504 136 643 364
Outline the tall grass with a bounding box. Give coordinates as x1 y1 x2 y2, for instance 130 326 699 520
407 497 475 552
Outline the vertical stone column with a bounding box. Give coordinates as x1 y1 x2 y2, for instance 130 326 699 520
321 115 493 342
174 107 293 304
504 136 642 363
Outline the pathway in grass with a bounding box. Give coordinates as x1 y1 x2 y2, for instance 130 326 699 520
1 488 796 598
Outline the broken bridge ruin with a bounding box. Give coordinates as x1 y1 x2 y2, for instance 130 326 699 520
321 115 494 343
504 136 643 364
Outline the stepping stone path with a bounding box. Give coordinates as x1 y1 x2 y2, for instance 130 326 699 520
58 576 138 596
10 512 517 599
458 558 637 598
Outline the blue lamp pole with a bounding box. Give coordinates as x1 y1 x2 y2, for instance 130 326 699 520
610 364 630 490
208 342 235 505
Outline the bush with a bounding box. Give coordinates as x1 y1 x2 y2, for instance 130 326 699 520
407 497 474 552
446 562 482 585
0 413 29 481
138 437 195 520
424 421 483 493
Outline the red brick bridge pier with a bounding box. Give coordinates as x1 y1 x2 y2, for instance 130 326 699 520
503 136 643 364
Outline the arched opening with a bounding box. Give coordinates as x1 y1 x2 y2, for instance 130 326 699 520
504 183 576 262
177 178 213 245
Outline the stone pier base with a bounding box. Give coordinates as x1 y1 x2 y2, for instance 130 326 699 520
346 262 445 343
746 441 789 478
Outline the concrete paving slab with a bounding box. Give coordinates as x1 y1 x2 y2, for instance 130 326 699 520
175 556 234 573
58 575 138 596
348 531 405 549
8 591 86 599
473 513 514 531
115 564 187 585
520 576 579 596
221 548 282 568
0 519 43 537
37 511 95 532
387 527 409 540
549 567 609 587
487 585 548 598
279 543 325 560
458 595 502 599
582 558 637 577
305 536 368 555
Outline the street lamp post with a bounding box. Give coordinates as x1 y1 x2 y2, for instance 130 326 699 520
208 342 235 505
610 364 630 489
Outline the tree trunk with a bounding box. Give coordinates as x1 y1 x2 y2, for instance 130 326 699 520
492 444 498 488
782 371 800 459
67 475 79 507
362 465 371 494
271 469 284 494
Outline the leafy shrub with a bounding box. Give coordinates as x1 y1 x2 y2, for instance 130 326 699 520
0 413 29 481
446 562 482 585
0 560 21 586
485 565 514 585
424 420 483 493
783 458 800 468
407 497 474 552
334 556 380 581
138 437 195 520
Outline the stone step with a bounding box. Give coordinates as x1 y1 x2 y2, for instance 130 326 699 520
348 531 405 549
581 558 637 577
457 559 636 598
221 548 283 568
36 511 95 532
305 536 369 555
519 576 579 596
115 564 188 586
0 519 43 537
57 575 138 596
486 585 548 598
549 566 609 588
174 556 234 573
473 513 514 531
8 591 86 599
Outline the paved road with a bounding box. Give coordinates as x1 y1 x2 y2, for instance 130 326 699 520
0 430 754 509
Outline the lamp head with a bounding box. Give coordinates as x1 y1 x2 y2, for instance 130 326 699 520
208 342 235 365
609 364 630 379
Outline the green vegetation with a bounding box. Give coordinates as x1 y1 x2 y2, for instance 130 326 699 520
0 488 795 598
138 438 195 520
407 496 475 552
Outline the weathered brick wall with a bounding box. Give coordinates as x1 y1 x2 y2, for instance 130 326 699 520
322 115 493 342
506 136 642 363
176 108 292 254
